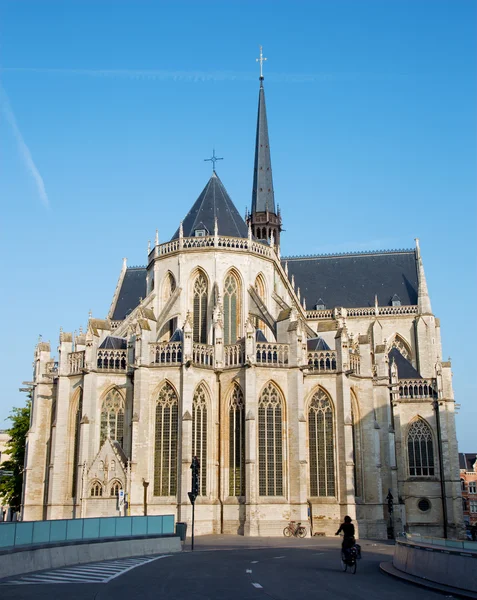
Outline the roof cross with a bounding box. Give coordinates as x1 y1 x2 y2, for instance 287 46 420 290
256 45 267 79
204 149 223 173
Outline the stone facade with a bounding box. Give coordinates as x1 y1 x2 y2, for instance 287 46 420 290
22 75 464 539
459 453 477 527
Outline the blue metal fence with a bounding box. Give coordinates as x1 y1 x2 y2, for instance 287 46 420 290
0 515 175 550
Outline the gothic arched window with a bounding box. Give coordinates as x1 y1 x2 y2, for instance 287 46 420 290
192 384 208 495
408 419 435 476
154 382 179 496
162 272 176 304
71 389 83 498
388 334 412 361
224 272 241 345
308 389 335 497
229 384 245 496
110 480 122 497
100 389 125 448
254 274 267 332
90 481 103 497
258 382 283 496
193 273 208 344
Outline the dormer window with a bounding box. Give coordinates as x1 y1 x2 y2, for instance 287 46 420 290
195 229 206 237
315 298 326 310
391 294 401 307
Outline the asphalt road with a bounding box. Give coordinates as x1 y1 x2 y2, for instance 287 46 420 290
0 537 445 600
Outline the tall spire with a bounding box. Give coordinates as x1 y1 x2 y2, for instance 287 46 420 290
415 238 432 315
248 46 282 247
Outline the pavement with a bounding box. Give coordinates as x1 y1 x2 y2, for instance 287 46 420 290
0 535 458 599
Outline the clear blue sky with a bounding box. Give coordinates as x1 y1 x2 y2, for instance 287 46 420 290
0 0 475 449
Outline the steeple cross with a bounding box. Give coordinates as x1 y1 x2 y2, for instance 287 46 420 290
256 45 267 79
204 149 223 172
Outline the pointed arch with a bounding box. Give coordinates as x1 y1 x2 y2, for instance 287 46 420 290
223 269 242 345
258 381 284 496
109 479 123 497
162 271 176 304
307 386 335 497
350 388 363 498
407 417 435 477
192 270 208 344
228 383 245 496
90 480 103 497
154 381 179 496
100 388 125 448
192 383 209 495
71 387 83 498
387 334 412 361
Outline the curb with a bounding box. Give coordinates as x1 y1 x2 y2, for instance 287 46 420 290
380 561 477 600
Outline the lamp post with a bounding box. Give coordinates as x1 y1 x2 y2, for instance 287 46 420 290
142 479 149 516
433 399 448 538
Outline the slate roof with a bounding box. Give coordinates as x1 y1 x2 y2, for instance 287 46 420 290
459 453 477 471
171 172 248 240
256 329 268 342
388 348 421 379
99 336 127 350
307 337 331 351
283 250 418 309
252 80 276 214
111 267 147 321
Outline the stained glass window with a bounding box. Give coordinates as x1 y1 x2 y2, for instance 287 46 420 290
154 382 179 496
408 420 435 476
229 384 245 496
258 382 283 496
308 389 335 497
192 384 208 495
193 273 208 343
224 272 240 345
100 389 125 448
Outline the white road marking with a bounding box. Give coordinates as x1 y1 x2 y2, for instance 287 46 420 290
252 582 263 588
0 555 171 585
251 560 259 563
274 556 285 559
313 552 324 555
246 569 252 573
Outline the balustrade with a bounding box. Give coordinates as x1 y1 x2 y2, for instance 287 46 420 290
45 361 58 375
349 352 360 374
307 350 337 372
150 342 182 365
68 351 85 374
399 379 437 399
192 343 214 368
224 342 245 367
97 349 127 371
256 342 289 367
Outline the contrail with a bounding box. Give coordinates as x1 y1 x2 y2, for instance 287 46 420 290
1 67 379 84
0 83 49 208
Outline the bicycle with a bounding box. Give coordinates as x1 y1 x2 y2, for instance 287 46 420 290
283 521 307 538
340 544 359 574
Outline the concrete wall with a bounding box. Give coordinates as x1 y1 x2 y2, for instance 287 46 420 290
393 539 477 593
0 535 181 580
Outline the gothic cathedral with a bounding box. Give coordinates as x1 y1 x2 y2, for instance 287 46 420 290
23 63 463 539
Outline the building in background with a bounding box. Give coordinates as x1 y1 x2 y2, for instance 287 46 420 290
22 55 464 539
459 453 477 528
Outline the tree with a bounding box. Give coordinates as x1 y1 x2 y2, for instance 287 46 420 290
0 399 31 512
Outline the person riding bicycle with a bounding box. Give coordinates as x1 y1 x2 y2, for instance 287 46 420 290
335 516 355 555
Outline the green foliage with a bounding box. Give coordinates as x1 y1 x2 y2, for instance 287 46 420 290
0 399 31 511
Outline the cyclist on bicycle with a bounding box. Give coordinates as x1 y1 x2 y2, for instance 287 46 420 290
335 515 355 553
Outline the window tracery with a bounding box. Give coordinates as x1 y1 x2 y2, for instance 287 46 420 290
154 382 178 496
193 273 208 343
224 272 240 345
388 335 412 360
229 384 245 496
192 384 208 495
258 382 283 496
110 480 122 497
90 481 103 497
308 389 335 497
408 419 435 476
100 389 125 448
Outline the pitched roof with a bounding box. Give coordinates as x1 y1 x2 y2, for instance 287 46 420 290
99 336 127 350
111 267 147 321
251 80 276 214
389 348 421 379
459 452 477 471
171 172 248 240
307 337 331 351
283 250 418 309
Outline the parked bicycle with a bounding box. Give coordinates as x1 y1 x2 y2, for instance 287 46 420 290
283 521 307 538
